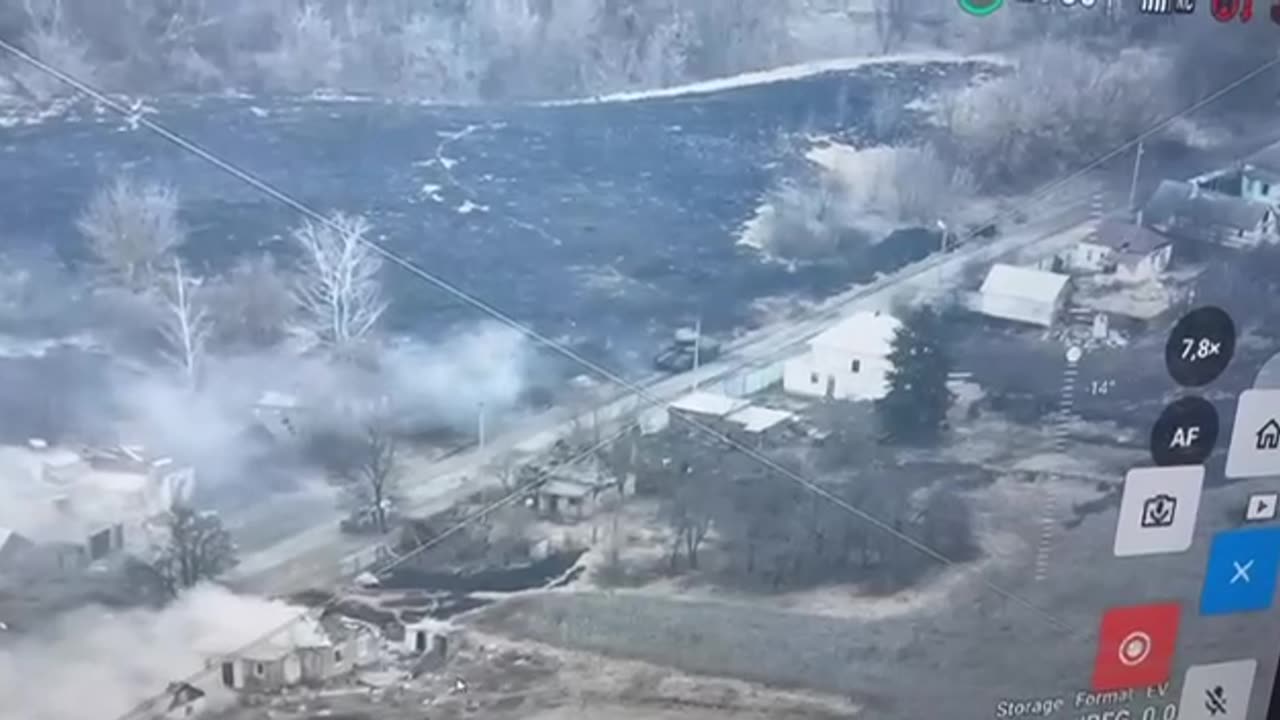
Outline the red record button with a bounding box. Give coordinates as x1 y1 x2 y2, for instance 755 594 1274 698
1092 603 1181 692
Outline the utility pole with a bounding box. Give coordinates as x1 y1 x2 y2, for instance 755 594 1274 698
691 316 702 391
1128 140 1145 215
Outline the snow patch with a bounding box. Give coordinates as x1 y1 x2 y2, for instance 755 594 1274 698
456 199 488 215
420 183 444 202
249 105 269 118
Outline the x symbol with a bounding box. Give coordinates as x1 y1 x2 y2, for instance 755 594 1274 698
1231 559 1254 584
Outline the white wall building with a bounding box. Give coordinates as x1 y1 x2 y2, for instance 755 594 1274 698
783 311 901 401
975 264 1071 329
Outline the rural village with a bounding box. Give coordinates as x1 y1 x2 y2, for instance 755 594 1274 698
5 130 1280 719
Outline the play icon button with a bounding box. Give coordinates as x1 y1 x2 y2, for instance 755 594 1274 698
1246 492 1278 522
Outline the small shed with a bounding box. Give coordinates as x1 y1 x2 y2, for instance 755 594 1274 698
402 617 454 658
534 479 600 520
976 264 1071 328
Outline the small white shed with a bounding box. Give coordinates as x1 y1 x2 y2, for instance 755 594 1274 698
976 264 1071 328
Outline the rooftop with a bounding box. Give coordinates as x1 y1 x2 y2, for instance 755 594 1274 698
240 614 332 661
980 264 1070 303
1092 219 1171 255
726 405 795 433
1143 180 1272 231
541 479 596 499
810 311 901 355
669 391 749 418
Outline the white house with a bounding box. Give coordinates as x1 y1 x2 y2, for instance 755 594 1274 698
1070 219 1173 282
976 264 1071 329
783 311 901 401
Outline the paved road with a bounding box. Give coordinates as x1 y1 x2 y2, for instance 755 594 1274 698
226 127 1280 598
224 193 1098 596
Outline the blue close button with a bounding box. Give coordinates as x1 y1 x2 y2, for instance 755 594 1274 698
1201 528 1280 615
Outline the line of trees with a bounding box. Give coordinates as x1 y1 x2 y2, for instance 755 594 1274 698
0 0 792 101
634 427 976 592
80 173 388 380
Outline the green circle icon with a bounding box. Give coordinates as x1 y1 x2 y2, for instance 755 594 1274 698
958 0 1004 15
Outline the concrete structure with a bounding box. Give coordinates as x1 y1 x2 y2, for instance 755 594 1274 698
535 479 601 520
782 311 901 401
1143 179 1278 248
403 617 454 657
0 442 196 572
975 265 1071 328
1070 220 1173 282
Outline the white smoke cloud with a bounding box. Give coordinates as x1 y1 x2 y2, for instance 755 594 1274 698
0 585 306 720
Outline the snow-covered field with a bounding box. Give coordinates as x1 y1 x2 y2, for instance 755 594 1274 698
0 55 1001 389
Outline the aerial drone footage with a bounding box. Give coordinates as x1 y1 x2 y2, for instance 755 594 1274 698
1 1 1280 719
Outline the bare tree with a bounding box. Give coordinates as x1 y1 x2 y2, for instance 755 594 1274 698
155 257 212 387
289 212 387 356
209 252 293 348
150 503 237 597
661 473 715 571
77 175 186 292
871 0 910 54
340 418 401 534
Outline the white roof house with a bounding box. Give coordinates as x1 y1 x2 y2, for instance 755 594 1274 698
784 311 903 402
976 264 1071 328
810 311 901 357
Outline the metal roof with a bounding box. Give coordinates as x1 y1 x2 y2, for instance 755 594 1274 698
980 264 1070 303
669 391 748 418
726 406 795 433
